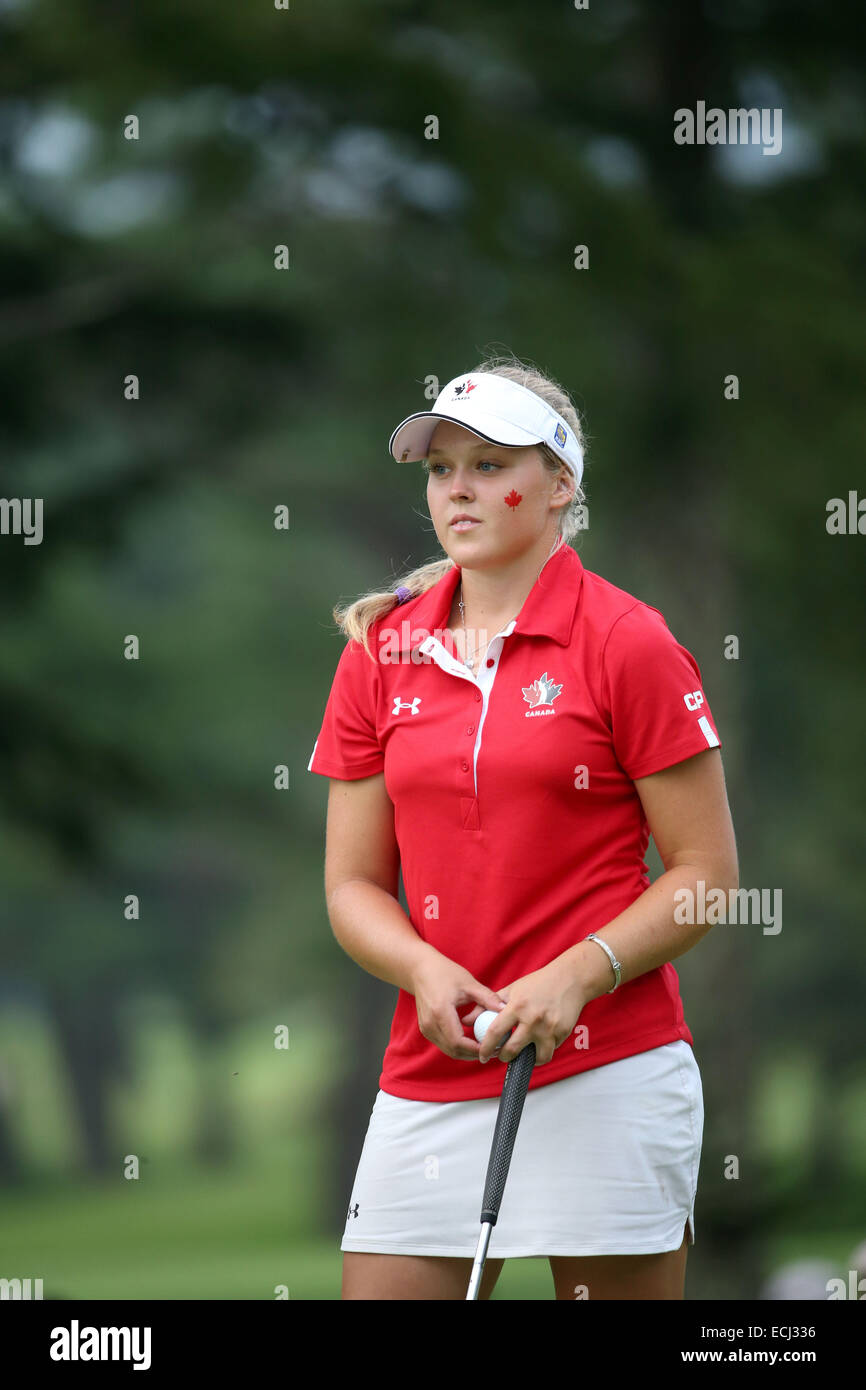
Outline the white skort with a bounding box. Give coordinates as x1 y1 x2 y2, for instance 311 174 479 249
341 1040 703 1259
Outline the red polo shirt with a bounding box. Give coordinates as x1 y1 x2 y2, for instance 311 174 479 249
307 541 721 1101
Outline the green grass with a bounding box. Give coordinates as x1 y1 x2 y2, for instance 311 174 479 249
0 1005 862 1299
1 1156 860 1299
1 1153 857 1299
0 1144 556 1299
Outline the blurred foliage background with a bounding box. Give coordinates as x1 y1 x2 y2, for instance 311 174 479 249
0 0 864 1300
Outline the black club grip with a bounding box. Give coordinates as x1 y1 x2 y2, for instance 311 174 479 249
479 1042 536 1227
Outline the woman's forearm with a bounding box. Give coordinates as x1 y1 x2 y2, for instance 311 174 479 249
553 861 740 1002
326 878 438 994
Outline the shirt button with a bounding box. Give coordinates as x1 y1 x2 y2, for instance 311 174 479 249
474 689 482 701
461 760 469 771
466 725 475 735
486 658 494 667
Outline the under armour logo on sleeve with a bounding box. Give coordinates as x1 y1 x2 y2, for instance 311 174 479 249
392 696 421 716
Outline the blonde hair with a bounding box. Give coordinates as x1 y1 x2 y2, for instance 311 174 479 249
332 352 589 659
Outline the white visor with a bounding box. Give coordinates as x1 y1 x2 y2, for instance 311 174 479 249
388 371 583 485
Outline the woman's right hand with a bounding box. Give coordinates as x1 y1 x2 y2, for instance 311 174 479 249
409 950 506 1061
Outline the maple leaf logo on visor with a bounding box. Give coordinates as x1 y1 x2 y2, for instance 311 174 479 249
452 379 476 396
522 672 563 709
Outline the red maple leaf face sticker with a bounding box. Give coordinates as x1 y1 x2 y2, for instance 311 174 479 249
504 488 522 509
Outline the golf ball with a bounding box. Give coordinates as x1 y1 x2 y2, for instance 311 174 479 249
474 1010 497 1041
474 1010 510 1047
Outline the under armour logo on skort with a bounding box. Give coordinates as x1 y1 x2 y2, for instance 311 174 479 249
346 1203 359 1220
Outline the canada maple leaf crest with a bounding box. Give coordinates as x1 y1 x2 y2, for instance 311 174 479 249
521 672 563 708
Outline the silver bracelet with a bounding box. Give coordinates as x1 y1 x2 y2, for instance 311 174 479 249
585 933 622 993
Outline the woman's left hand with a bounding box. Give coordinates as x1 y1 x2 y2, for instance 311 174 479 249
460 961 589 1065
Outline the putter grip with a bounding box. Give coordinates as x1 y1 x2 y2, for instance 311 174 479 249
479 1042 536 1227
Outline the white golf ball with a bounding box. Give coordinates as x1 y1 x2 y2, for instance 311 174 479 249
474 1010 499 1043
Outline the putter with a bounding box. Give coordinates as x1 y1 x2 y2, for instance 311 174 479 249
466 1035 536 1300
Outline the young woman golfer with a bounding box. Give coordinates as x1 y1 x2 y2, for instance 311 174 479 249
307 356 738 1300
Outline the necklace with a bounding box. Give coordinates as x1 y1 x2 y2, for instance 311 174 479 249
456 537 563 670
457 582 516 670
